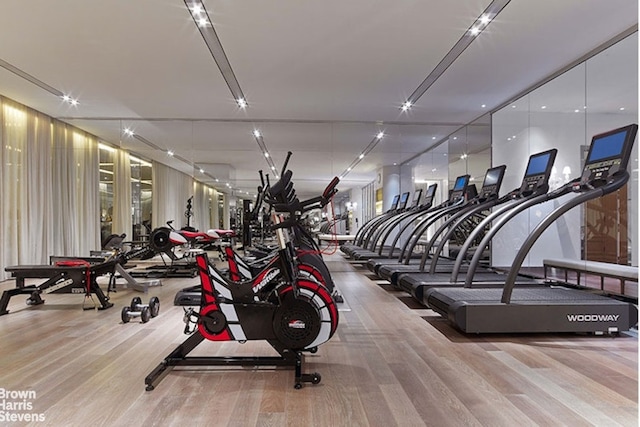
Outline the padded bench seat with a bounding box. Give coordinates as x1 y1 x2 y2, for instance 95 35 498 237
317 234 355 244
543 258 638 295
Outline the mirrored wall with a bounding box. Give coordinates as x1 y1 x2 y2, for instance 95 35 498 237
492 32 638 268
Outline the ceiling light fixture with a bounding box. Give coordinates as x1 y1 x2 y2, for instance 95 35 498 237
400 0 509 109
185 0 248 109
253 130 279 174
167 150 175 157
123 128 135 137
339 131 386 178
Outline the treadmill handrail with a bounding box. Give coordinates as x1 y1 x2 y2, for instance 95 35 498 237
376 203 436 256
460 190 569 285
428 199 497 274
448 198 523 283
501 173 629 303
383 200 435 258
399 199 467 266
366 206 418 253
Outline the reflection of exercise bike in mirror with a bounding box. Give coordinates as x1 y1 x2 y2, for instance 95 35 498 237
143 198 236 277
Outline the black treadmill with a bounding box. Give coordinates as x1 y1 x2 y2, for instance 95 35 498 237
367 175 472 266
349 185 443 262
395 149 558 301
425 124 638 334
346 191 416 260
350 184 448 263
340 194 400 256
357 175 470 266
371 165 507 283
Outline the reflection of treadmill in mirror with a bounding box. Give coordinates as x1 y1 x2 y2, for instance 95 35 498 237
353 178 466 262
426 124 638 334
395 151 556 300
375 165 506 285
340 194 400 255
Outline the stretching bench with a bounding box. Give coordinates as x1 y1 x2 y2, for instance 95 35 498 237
543 258 638 295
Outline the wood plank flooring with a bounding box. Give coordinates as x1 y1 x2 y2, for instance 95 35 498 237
0 253 636 426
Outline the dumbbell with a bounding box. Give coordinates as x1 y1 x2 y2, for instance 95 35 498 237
130 296 160 318
121 305 151 323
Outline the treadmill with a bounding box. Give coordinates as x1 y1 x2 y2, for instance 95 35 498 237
349 185 442 261
396 149 558 301
340 194 400 256
347 191 415 260
372 165 507 284
425 124 638 334
358 175 470 265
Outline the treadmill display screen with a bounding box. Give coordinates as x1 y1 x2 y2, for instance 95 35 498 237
390 194 400 210
452 176 466 191
482 167 503 187
425 184 436 198
587 130 627 163
399 192 410 209
525 152 552 176
412 189 423 206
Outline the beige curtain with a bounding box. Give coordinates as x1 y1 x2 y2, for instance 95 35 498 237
1 99 26 278
152 161 194 229
112 149 132 237
193 180 212 231
23 110 53 264
73 131 100 255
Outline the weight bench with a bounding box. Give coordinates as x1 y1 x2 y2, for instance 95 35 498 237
543 258 638 295
1 258 116 315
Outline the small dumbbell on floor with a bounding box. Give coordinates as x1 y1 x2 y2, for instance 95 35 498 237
121 296 160 324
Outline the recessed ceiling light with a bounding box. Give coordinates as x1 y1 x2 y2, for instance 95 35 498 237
123 128 134 137
377 131 384 139
253 130 261 138
199 168 204 173
452 137 457 140
481 104 486 108
511 105 516 108
469 27 481 36
359 154 364 159
271 166 276 171
215 178 219 182
192 4 203 14
541 105 547 109
432 168 437 172
237 98 247 109
574 109 580 113
393 163 397 166
480 14 491 25
264 152 269 158
401 101 412 111
167 150 174 157
347 167 352 172
507 137 511 141
432 136 436 140
620 107 625 111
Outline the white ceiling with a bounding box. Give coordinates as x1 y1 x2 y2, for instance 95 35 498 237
0 0 636 199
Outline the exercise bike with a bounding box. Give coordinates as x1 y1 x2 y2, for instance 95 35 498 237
145 164 340 390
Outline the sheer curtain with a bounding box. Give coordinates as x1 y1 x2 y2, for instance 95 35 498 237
50 121 79 255
49 121 100 256
112 148 132 237
152 161 194 229
193 180 212 231
0 99 27 279
23 110 53 264
73 131 100 255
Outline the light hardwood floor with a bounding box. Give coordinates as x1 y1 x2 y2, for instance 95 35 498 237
0 253 637 426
